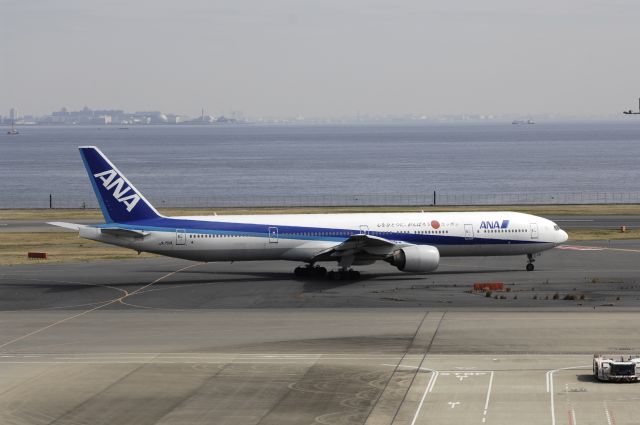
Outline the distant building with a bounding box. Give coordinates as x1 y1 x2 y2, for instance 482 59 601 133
32 105 245 126
52 107 69 117
215 115 236 124
166 114 186 124
91 115 112 125
134 111 167 124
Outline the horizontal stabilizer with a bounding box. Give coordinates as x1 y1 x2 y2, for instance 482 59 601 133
47 222 86 231
100 227 150 238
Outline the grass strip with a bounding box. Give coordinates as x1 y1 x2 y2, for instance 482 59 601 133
0 232 155 266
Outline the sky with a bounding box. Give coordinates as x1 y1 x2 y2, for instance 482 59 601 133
1 0 639 118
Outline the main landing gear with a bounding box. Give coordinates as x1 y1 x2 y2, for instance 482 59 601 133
294 265 327 278
293 265 361 280
526 253 535 271
327 269 360 281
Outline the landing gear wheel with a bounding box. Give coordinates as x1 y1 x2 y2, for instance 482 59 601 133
526 253 535 271
294 265 327 278
347 270 360 280
326 269 360 281
314 267 327 277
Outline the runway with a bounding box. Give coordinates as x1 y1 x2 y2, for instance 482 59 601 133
2 243 640 424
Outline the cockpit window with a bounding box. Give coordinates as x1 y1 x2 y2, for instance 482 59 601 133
553 225 559 231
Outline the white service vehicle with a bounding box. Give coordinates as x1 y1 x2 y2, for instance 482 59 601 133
593 354 640 382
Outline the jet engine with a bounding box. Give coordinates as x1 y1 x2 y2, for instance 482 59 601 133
387 245 440 273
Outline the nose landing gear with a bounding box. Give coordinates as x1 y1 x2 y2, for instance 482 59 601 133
526 253 535 271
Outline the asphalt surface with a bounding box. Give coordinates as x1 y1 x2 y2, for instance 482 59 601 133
2 214 640 232
546 215 640 229
2 243 640 424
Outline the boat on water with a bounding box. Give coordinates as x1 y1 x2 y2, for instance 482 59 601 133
512 119 535 125
6 120 19 135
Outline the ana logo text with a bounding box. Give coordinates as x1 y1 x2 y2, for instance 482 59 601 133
479 220 509 229
93 169 140 212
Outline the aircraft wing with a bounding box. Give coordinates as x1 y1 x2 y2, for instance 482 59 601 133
311 233 408 262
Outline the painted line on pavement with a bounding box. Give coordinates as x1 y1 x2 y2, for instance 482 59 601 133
482 371 494 423
410 371 439 425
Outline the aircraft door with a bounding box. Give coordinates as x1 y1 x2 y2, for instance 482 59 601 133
464 224 474 240
530 223 539 239
176 229 186 245
359 225 369 235
268 226 278 243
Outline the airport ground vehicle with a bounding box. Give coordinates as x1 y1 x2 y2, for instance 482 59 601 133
593 354 640 382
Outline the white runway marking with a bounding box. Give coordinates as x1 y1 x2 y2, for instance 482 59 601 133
3 352 403 358
427 371 439 393
454 371 486 381
483 371 494 423
380 363 433 372
547 365 590 425
0 353 407 365
549 370 556 425
546 370 550 393
410 371 439 425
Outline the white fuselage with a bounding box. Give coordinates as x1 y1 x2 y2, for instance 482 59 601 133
80 211 568 264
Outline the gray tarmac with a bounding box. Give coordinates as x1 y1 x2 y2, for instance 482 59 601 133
546 214 640 229
2 242 640 424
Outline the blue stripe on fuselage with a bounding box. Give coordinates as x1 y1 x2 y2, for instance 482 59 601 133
93 217 546 246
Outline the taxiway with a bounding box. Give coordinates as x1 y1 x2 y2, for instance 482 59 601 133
2 242 640 424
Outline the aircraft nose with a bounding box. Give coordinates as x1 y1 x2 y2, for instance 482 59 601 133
558 229 569 244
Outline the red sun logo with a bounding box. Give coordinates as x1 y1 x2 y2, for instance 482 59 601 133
431 220 440 229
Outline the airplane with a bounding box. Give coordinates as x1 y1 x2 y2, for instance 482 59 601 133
49 147 569 280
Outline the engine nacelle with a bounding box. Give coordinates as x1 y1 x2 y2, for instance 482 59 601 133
388 245 440 273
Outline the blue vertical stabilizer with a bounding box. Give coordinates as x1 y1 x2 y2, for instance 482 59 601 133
79 146 161 223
